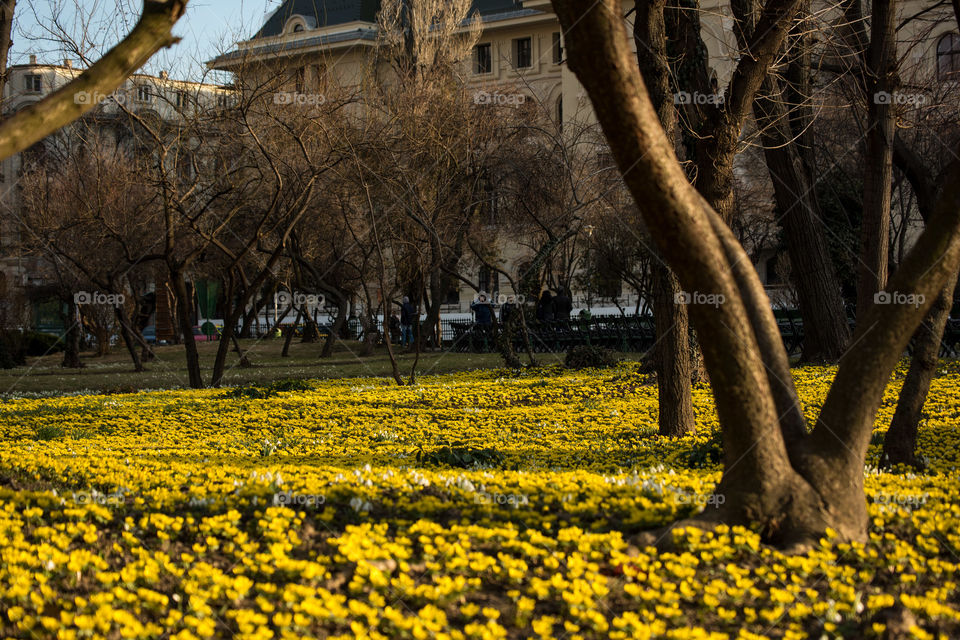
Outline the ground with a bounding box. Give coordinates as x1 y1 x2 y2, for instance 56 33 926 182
0 340 535 395
0 361 959 639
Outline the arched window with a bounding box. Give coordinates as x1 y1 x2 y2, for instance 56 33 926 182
937 33 960 80
293 23 305 33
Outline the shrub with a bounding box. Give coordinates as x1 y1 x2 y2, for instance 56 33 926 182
416 443 505 469
22 331 65 357
225 378 315 399
564 345 621 370
0 332 25 369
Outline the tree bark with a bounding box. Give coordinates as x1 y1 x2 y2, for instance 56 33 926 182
754 75 851 361
0 0 189 162
61 298 83 369
281 306 303 358
170 271 203 389
856 0 898 319
0 1 15 103
882 282 955 468
321 296 349 358
635 0 696 438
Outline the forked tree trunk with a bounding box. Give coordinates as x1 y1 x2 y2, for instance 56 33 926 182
550 0 960 549
170 271 203 389
114 305 143 372
281 306 304 358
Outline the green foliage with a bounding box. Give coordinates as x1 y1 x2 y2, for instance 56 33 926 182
416 442 505 469
225 378 314 399
565 345 621 370
686 430 724 468
33 424 66 441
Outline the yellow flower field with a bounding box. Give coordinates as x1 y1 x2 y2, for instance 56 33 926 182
1 362 959 639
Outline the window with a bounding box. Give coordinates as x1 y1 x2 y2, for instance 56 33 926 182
137 84 153 103
552 32 563 64
25 74 42 92
513 37 532 69
556 96 563 126
475 43 492 74
176 91 189 109
937 33 960 80
479 267 499 296
293 23 305 33
295 67 306 93
216 93 230 108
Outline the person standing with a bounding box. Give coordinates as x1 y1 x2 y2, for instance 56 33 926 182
400 296 416 347
552 287 573 320
536 290 555 322
471 291 494 326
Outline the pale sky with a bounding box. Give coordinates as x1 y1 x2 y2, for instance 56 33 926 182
10 0 283 82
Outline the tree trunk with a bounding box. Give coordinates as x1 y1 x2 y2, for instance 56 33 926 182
0 2 16 103
634 0 696 437
321 297 348 358
282 306 303 358
754 75 851 361
61 298 83 369
550 0 960 549
114 305 143 372
856 0 898 319
652 262 696 436
170 271 203 389
883 282 956 468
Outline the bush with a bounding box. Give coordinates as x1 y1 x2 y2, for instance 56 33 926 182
0 332 25 369
225 378 315 399
21 331 65 357
416 443 505 469
564 345 621 370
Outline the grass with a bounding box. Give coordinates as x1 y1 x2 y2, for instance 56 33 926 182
0 337 646 395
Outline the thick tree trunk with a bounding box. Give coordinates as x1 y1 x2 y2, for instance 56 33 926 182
550 0 960 549
754 75 851 361
856 0 898 319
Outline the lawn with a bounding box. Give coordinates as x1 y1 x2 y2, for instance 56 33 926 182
1 362 959 638
0 339 557 395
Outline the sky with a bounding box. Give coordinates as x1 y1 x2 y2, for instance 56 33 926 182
10 0 285 82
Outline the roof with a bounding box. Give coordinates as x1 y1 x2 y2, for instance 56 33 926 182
253 0 532 39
